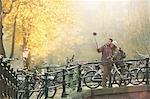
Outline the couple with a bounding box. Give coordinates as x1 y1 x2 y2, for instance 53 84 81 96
97 38 126 87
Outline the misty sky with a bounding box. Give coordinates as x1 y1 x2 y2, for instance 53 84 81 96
73 0 131 39
71 0 130 60
68 0 150 61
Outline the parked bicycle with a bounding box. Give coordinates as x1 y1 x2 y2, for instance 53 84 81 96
129 51 150 85
17 68 57 99
83 60 132 89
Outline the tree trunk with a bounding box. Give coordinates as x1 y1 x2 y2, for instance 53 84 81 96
10 15 17 58
0 0 6 57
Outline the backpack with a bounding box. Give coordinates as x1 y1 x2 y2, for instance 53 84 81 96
119 49 126 59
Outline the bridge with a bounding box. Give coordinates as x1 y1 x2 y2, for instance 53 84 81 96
67 85 150 99
0 57 150 99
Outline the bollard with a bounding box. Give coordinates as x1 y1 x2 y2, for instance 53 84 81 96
44 73 48 99
145 58 149 85
61 69 67 98
77 65 82 92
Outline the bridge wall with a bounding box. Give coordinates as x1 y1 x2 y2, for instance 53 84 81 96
70 85 150 99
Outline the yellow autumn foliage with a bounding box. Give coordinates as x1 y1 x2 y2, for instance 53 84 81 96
3 0 83 67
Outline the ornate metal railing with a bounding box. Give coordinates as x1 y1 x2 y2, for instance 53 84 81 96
0 57 18 99
0 57 149 99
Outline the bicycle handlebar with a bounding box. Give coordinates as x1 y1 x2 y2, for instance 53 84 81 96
136 51 149 58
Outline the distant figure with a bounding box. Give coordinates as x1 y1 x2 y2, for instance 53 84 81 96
97 38 113 87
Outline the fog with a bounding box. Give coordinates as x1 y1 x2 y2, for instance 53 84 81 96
4 0 150 68
69 0 150 61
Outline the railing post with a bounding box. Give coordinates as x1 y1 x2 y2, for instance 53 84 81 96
15 74 18 99
1 65 5 98
61 69 67 98
25 75 30 99
44 73 48 99
145 58 149 85
0 61 2 98
77 64 82 92
108 63 112 87
8 67 12 98
68 71 73 88
8 69 12 98
3 66 7 97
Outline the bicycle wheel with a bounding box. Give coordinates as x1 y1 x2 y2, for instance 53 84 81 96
55 72 63 84
47 80 57 98
136 68 144 84
114 69 131 86
136 67 150 84
37 80 57 99
18 80 35 99
130 69 139 85
83 70 101 89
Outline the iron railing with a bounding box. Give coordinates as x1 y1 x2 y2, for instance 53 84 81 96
0 58 149 99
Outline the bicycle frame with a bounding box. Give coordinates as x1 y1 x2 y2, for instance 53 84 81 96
91 63 125 82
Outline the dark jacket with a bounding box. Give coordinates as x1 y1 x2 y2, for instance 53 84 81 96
112 48 126 67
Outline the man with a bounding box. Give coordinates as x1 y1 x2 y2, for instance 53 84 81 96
97 38 113 87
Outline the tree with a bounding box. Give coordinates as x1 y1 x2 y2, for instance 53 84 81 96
0 0 16 57
3 0 81 67
0 0 6 57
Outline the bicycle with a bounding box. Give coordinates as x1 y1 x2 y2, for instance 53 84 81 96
17 69 57 99
131 52 150 84
52 55 75 84
136 59 150 84
36 74 57 99
127 59 147 85
83 61 132 89
125 62 141 85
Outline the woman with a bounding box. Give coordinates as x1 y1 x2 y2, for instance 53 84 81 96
111 41 126 67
